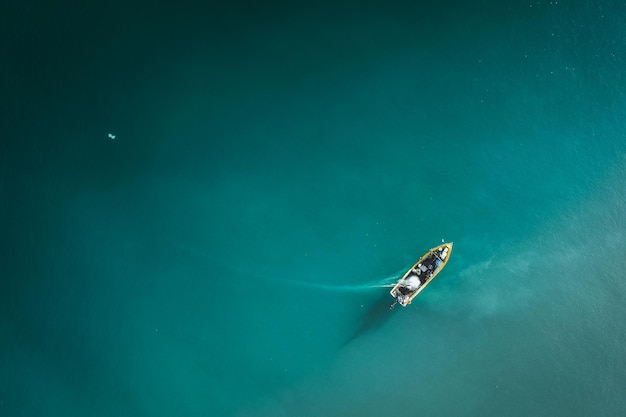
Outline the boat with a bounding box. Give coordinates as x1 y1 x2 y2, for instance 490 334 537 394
390 242 453 307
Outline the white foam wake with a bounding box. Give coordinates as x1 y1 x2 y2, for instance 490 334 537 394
273 269 404 293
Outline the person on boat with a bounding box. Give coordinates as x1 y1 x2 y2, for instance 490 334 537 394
396 294 408 305
405 275 420 291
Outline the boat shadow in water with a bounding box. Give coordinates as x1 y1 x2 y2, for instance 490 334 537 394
342 292 398 347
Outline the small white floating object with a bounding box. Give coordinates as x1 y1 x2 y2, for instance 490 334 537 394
108 133 116 139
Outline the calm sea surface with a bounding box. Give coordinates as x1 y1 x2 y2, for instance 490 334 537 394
2 1 625 416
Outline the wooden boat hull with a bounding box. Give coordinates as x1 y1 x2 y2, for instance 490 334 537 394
390 242 453 307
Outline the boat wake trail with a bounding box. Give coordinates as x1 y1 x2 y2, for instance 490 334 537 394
275 270 404 293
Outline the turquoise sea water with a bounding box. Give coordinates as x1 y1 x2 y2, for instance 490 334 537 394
2 1 626 416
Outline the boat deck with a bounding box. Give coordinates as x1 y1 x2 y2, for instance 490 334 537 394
390 242 453 307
